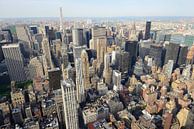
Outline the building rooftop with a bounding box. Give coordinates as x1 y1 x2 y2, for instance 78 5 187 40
2 43 19 48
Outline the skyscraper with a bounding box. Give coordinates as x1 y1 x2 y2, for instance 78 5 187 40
81 50 90 90
75 58 85 103
186 44 194 64
139 40 153 59
61 79 79 129
112 70 122 91
164 42 180 66
73 45 87 59
16 25 33 57
128 22 137 41
144 21 151 40
120 50 130 75
125 41 138 69
83 29 91 48
48 68 61 90
103 53 112 86
0 45 4 62
163 60 174 79
2 43 27 82
28 56 44 79
138 30 144 41
29 26 38 34
42 37 53 69
133 58 144 77
97 37 107 66
177 45 188 66
59 7 64 33
90 27 106 50
149 44 164 67
72 28 84 46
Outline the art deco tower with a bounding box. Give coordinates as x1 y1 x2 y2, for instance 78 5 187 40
61 79 79 129
81 50 90 90
97 37 107 67
75 58 85 103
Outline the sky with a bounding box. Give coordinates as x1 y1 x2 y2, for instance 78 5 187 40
0 0 194 18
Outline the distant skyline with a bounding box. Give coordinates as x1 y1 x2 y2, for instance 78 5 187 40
0 0 194 18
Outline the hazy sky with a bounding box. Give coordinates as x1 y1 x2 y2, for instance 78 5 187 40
0 0 194 18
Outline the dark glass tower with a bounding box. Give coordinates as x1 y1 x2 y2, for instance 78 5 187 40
145 21 151 40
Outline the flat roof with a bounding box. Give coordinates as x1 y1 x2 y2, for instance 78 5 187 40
2 43 19 48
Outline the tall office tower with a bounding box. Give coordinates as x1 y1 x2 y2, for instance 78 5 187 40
42 54 49 77
113 50 129 74
129 22 137 41
83 29 91 48
59 7 64 33
112 70 122 91
75 58 85 103
61 44 69 69
90 27 106 50
120 50 130 75
53 39 62 59
164 43 180 66
111 50 120 67
65 65 76 82
0 45 4 62
33 40 40 53
138 30 144 41
186 44 194 64
29 26 38 35
97 37 107 66
151 30 157 40
81 50 90 90
144 21 151 40
63 29 73 45
73 45 87 59
55 31 62 41
48 27 56 43
163 60 174 79
48 68 61 90
2 44 27 82
103 53 112 86
53 89 65 128
16 25 32 55
1 29 13 42
28 56 44 79
42 37 53 69
45 26 49 36
125 41 138 69
104 53 111 70
177 45 188 66
61 79 79 129
72 29 84 46
139 40 153 59
149 44 164 68
156 32 165 43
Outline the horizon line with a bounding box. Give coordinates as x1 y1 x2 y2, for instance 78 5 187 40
1 16 194 19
